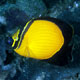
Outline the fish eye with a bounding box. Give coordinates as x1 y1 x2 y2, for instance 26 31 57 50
14 37 18 41
7 37 13 46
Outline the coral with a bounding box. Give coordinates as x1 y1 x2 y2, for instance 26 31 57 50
0 0 80 80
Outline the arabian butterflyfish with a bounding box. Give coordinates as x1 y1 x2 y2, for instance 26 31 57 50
7 17 73 66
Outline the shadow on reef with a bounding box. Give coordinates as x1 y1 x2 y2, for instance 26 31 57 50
5 7 30 31
4 50 15 65
43 0 60 8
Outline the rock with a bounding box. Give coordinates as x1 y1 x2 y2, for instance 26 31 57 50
7 0 16 4
5 7 30 32
16 0 47 18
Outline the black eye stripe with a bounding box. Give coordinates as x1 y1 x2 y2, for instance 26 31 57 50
17 20 33 49
12 30 21 49
13 20 33 49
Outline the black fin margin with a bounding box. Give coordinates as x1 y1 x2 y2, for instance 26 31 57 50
34 17 73 45
34 17 73 66
42 44 73 66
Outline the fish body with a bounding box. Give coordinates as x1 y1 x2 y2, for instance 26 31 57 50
8 17 73 65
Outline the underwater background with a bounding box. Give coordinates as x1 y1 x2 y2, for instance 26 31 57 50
0 0 80 80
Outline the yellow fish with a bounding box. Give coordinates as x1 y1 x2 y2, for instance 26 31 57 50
7 17 73 65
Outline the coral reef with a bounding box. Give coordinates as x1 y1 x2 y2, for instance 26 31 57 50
0 0 80 80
